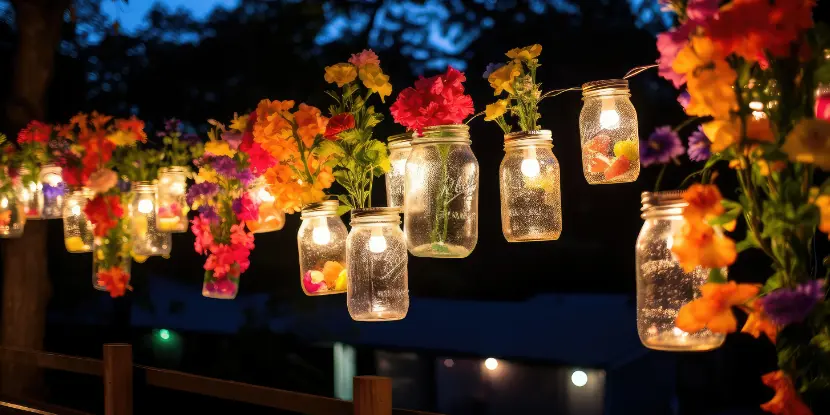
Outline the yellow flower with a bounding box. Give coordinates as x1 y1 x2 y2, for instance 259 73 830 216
324 63 358 87
204 141 236 157
488 63 521 95
131 252 148 263
358 64 392 102
484 100 509 121
782 118 830 170
685 61 737 119
816 194 830 237
506 44 542 62
702 116 773 153
196 168 218 184
229 113 249 132
672 36 721 75
65 236 87 252
106 130 138 146
613 140 638 160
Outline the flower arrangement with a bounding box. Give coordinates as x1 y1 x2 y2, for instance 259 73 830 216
390 66 475 133
317 49 392 212
187 115 257 299
649 0 828 412
155 119 204 232
482 44 543 133
0 134 24 235
253 99 335 213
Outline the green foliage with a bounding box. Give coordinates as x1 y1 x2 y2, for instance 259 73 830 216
112 146 164 182
160 130 203 168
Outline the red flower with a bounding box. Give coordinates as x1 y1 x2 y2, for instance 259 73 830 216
325 113 355 139
115 116 147 143
390 66 475 133
97 266 132 298
85 194 123 237
17 121 51 144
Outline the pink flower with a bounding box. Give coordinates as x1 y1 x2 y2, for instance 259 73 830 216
191 215 215 254
302 271 327 293
233 193 259 222
657 25 691 88
348 49 380 67
390 66 475 133
230 223 255 250
686 0 719 22
86 168 118 193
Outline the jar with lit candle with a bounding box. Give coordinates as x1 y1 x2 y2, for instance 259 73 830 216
17 168 41 219
346 208 408 321
816 83 830 120
0 180 26 238
245 178 285 234
636 191 725 351
579 79 640 184
156 166 189 233
92 214 131 291
129 181 171 257
385 133 413 207
297 199 348 295
499 130 562 242
62 188 94 252
38 164 65 219
403 124 479 258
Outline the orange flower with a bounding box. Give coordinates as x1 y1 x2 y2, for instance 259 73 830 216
741 300 778 343
816 194 830 237
90 111 113 131
760 371 813 415
294 104 328 147
115 116 147 143
0 210 11 227
682 184 725 225
97 266 132 298
672 223 738 272
322 261 345 289
676 282 760 333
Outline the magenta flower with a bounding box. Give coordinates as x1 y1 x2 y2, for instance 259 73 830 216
640 126 685 167
759 280 826 326
657 26 691 88
686 0 720 22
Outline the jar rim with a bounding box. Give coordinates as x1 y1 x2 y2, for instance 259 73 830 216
415 124 470 143
388 132 414 143
582 79 629 96
301 199 339 216
504 130 552 143
350 207 401 224
159 166 190 173
131 181 156 191
641 190 687 217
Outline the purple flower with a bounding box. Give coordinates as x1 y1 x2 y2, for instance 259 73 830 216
482 62 504 79
640 126 685 167
186 182 219 206
687 126 711 162
677 91 690 110
232 193 259 221
236 169 254 187
222 131 243 150
759 280 826 326
211 156 238 177
42 182 66 199
198 205 219 222
158 118 182 137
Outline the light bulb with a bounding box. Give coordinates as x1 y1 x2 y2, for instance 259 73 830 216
137 199 154 214
44 174 62 187
169 181 186 195
28 182 36 192
571 370 588 387
368 232 387 253
71 205 81 216
312 222 331 245
484 358 498 371
599 97 620 129
520 158 540 178
0 198 7 209
257 187 275 203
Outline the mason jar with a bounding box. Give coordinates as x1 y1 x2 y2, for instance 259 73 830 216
129 181 171 257
404 124 479 258
297 200 348 296
62 188 94 252
92 215 131 294
245 178 285 234
38 164 65 219
816 83 830 121
636 191 725 351
386 132 413 208
0 180 26 238
156 166 189 233
17 168 41 219
579 79 640 184
347 208 408 321
499 130 562 242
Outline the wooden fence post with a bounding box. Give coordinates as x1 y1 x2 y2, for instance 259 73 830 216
353 376 392 415
103 344 132 415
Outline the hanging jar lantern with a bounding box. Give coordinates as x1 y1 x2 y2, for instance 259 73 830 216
385 132 413 208
499 130 562 242
156 166 190 233
62 188 94 253
403 124 479 258
129 181 171 257
346 208 408 321
579 79 640 184
18 167 41 219
636 191 725 351
297 200 348 296
245 178 285 234
816 83 830 121
92 214 131 292
0 178 26 238
38 164 65 219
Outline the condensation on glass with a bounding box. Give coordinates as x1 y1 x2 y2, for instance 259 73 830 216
636 191 725 351
385 133 413 208
63 188 94 252
38 164 65 219
403 124 478 258
298 200 348 296
246 178 285 234
92 213 131 291
129 181 171 257
0 179 26 238
499 130 562 242
346 208 408 322
579 79 640 185
156 166 190 233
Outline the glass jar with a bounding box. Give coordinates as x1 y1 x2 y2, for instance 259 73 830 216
92 214 131 292
579 79 640 184
129 181 171 257
636 191 725 351
403 124 479 258
18 168 41 219
38 164 65 219
297 200 349 296
0 181 26 238
156 166 189 233
62 188 94 253
499 130 562 242
245 179 285 234
346 208 408 322
386 133 413 208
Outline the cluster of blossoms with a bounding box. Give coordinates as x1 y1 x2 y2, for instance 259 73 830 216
482 44 544 133
324 49 392 102
390 67 475 133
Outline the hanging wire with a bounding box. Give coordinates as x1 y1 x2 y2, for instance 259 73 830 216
538 63 659 102
623 64 659 79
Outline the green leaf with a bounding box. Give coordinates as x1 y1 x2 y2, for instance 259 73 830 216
708 208 741 226
708 268 728 284
811 333 830 353
736 232 760 253
317 140 345 161
762 272 783 294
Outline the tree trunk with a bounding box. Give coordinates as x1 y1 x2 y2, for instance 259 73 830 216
1 0 68 398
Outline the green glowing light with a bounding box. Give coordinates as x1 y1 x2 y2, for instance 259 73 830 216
159 329 171 340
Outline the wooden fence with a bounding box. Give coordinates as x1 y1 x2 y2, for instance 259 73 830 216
0 344 443 415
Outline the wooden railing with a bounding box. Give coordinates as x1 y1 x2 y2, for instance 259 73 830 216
0 344 442 415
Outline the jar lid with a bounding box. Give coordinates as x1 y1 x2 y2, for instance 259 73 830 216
582 79 629 95
131 181 156 191
640 190 687 212
415 124 470 143
388 132 414 143
504 130 553 143
350 207 401 224
301 199 339 214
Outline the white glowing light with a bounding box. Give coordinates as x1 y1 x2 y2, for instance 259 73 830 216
0 198 7 209
368 234 387 253
392 159 407 175
44 174 62 187
312 224 331 245
571 370 588 387
484 358 498 371
673 327 689 337
444 359 454 368
71 205 81 216
599 97 621 129
28 182 37 192
137 199 154 214
749 101 764 111
257 188 275 203
169 181 186 195
520 158 541 178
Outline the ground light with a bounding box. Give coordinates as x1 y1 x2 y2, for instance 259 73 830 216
484 358 498 371
571 370 588 387
158 329 171 341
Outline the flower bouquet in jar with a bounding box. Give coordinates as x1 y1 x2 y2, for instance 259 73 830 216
0 134 25 237
16 121 63 218
155 119 204 232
